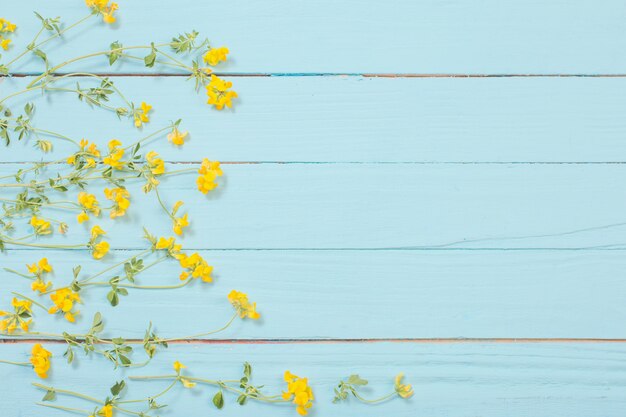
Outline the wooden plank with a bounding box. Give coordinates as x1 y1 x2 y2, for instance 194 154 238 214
0 342 625 416
4 76 626 163
1 249 626 339
4 1 626 74
1 163 626 250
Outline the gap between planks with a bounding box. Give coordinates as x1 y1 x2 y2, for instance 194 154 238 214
7 73 626 78
2 338 626 345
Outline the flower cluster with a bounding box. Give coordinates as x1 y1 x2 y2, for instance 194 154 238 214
394 373 414 398
28 258 53 293
228 290 260 320
203 47 229 66
30 344 52 379
283 371 314 416
0 298 32 333
133 102 152 128
48 288 81 322
90 225 110 259
177 252 213 282
206 75 238 110
102 139 125 169
77 192 101 223
85 0 118 24
197 158 223 194
30 216 52 236
0 18 16 50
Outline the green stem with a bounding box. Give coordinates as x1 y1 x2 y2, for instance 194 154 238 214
0 359 30 366
160 312 238 342
352 391 397 404
11 292 48 311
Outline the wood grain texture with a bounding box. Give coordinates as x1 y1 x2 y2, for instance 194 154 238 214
1 249 626 339
4 76 626 163
1 343 626 417
4 0 626 74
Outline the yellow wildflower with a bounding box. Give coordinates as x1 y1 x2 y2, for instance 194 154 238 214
92 241 110 260
102 139 125 169
104 187 131 218
206 74 237 110
177 252 212 282
228 290 260 319
0 38 11 50
48 288 81 322
282 371 314 416
203 47 229 66
155 236 182 256
30 216 51 236
30 344 52 379
146 151 165 176
97 404 113 417
173 361 186 372
394 373 414 399
0 298 33 334
0 18 17 33
167 128 188 146
134 102 152 127
27 258 53 293
77 192 101 223
196 159 223 194
91 225 106 239
85 0 118 24
173 213 189 236
181 379 196 388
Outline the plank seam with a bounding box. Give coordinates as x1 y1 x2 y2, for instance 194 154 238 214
2 338 626 344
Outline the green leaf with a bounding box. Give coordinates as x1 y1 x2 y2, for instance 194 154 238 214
347 374 368 386
108 41 123 65
42 389 56 401
144 43 156 67
236 394 247 405
107 290 119 306
243 362 252 378
212 390 224 409
110 380 126 396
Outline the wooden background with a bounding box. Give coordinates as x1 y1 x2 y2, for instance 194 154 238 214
2 0 626 415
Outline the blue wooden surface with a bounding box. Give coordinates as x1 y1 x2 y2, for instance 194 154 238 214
2 1 626 416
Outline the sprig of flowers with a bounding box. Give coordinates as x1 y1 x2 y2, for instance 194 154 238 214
333 373 414 404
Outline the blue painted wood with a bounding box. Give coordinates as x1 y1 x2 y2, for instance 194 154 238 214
4 76 626 163
4 1 626 74
1 342 625 417
1 249 626 339
2 163 626 249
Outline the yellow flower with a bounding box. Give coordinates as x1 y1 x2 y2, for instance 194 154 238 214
173 361 186 372
205 74 237 110
103 139 125 169
97 404 113 417
228 290 260 319
77 192 101 223
173 213 189 236
91 225 106 239
30 216 51 236
181 378 196 388
104 187 131 218
196 159 223 194
177 252 213 282
394 373 413 399
92 241 110 260
27 258 52 275
85 0 118 24
282 371 314 416
0 298 33 334
203 47 229 66
30 344 52 379
167 128 188 146
134 102 152 127
0 18 17 33
31 279 52 293
155 237 182 256
0 38 11 50
146 151 165 176
48 289 81 322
